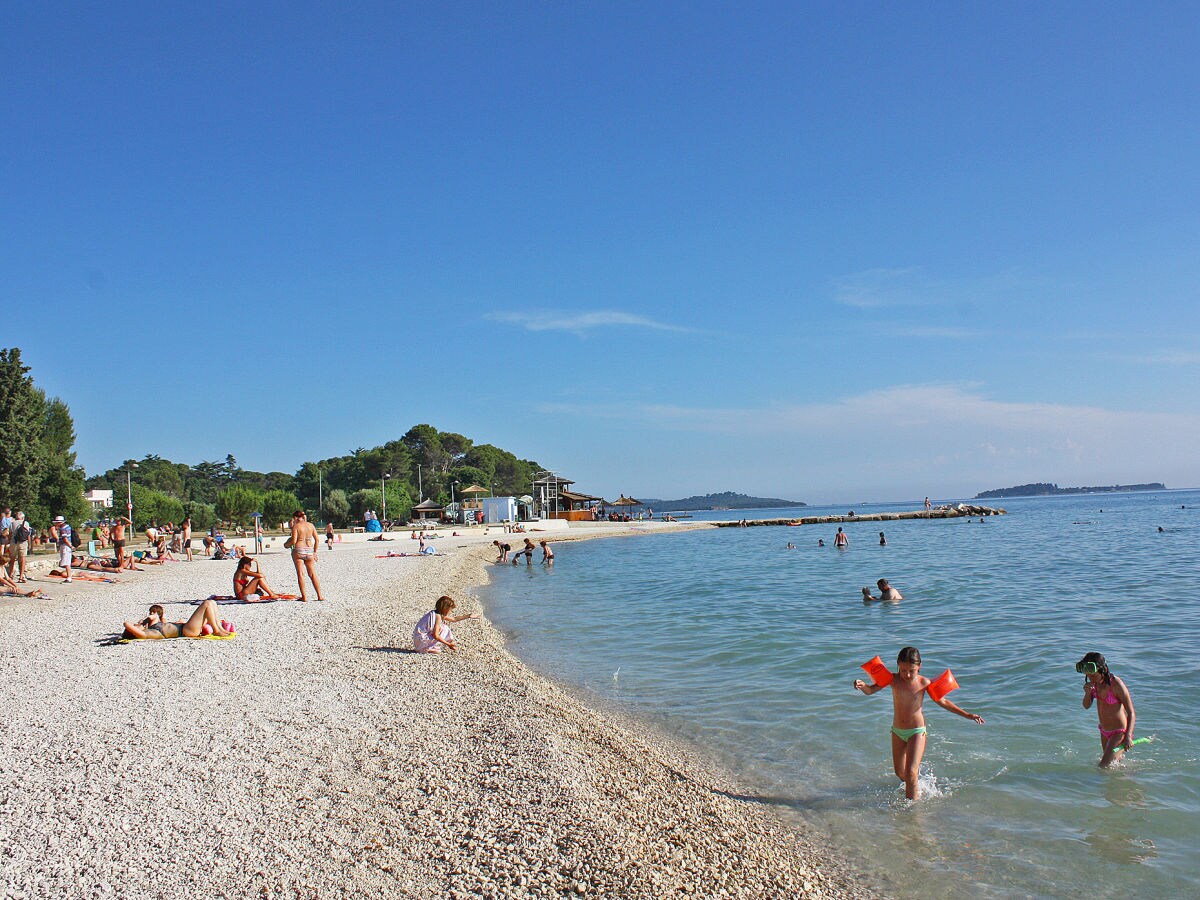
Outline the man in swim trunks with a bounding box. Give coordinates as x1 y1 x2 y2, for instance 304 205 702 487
111 515 131 568
834 527 848 549
181 516 193 562
289 510 324 602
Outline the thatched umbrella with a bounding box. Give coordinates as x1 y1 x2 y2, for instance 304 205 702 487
611 495 642 507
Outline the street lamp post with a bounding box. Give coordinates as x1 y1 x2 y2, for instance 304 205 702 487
381 473 392 525
126 462 138 529
318 467 323 514
417 465 423 502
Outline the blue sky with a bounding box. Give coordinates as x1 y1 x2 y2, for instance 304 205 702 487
5 3 1198 503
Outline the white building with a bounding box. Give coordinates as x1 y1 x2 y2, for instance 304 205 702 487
84 489 114 511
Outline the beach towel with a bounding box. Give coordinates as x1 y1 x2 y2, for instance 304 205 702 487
45 572 118 584
192 594 298 604
117 632 237 643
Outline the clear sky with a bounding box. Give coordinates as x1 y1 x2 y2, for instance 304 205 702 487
5 3 1198 503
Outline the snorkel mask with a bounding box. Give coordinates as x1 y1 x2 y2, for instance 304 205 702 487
1075 661 1102 675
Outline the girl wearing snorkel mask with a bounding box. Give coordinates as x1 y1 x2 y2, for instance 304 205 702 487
1078 652 1137 767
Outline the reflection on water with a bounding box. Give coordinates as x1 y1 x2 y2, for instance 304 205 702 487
480 491 1200 896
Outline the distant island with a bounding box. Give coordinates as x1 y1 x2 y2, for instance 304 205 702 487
638 491 806 512
974 482 1166 499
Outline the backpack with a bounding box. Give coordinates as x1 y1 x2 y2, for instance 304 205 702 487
69 526 82 548
15 521 32 543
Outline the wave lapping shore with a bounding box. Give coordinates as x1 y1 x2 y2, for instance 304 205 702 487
0 528 875 898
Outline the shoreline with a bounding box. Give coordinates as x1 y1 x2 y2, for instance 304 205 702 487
0 524 879 898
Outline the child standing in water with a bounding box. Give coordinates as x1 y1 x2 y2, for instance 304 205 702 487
853 646 985 800
1078 651 1136 767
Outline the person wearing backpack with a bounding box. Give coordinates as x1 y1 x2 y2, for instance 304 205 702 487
7 511 32 583
51 516 74 583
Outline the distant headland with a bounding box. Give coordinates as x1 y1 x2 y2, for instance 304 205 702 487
974 482 1166 499
641 491 806 512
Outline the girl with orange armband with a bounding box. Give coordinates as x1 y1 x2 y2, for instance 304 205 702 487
853 646 985 801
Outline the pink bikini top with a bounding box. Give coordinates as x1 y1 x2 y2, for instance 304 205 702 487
1090 683 1120 705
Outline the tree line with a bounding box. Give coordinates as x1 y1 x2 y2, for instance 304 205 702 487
86 426 542 529
3 347 545 531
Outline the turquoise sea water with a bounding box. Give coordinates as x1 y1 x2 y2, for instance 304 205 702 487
480 491 1200 898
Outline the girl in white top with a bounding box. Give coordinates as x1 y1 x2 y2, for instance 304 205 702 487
413 595 479 653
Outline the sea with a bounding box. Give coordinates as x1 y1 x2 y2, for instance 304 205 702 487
479 490 1200 898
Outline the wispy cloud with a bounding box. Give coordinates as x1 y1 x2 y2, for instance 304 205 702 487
538 384 1200 488
832 267 924 309
487 309 691 336
883 325 985 340
1120 349 1200 366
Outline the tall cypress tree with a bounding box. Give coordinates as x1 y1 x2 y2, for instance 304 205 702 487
36 395 89 525
0 348 48 514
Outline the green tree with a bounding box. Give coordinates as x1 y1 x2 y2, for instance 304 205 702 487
131 485 185 528
36 396 88 525
216 484 263 525
321 489 350 527
0 348 48 517
186 501 218 531
261 489 302 526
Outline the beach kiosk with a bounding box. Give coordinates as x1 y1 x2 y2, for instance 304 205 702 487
410 499 445 525
533 474 600 521
482 496 518 525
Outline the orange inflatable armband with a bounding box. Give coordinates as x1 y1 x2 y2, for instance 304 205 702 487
860 656 893 687
927 669 959 702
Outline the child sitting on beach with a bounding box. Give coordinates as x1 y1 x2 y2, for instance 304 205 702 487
853 646 985 800
1078 651 1137 767
412 595 479 653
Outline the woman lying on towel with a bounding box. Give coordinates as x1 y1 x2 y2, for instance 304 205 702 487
70 553 143 572
122 598 234 640
233 556 281 601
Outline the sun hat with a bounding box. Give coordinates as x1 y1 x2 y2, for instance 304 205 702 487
53 515 65 523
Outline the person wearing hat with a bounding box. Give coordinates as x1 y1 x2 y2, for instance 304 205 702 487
50 516 74 583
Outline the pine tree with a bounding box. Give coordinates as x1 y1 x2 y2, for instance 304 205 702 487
0 348 48 516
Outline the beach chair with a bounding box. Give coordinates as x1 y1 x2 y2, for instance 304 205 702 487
88 540 106 560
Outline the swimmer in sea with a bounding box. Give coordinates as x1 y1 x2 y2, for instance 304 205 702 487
1078 652 1136 768
862 578 903 603
879 531 886 546
854 646 985 800
540 540 554 564
834 527 848 549
817 539 825 547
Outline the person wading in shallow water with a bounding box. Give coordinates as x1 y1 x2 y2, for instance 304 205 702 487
289 510 325 602
834 527 848 549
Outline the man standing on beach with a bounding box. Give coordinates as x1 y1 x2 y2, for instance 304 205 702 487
7 511 31 582
111 515 131 568
181 516 193 562
289 510 325 602
51 516 73 582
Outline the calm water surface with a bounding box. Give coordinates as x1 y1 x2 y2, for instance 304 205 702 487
479 491 1200 898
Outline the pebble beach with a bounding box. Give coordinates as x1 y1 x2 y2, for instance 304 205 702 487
0 528 876 899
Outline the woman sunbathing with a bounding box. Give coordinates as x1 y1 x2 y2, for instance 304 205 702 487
122 599 233 640
70 553 143 572
233 557 280 601
1 568 46 598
